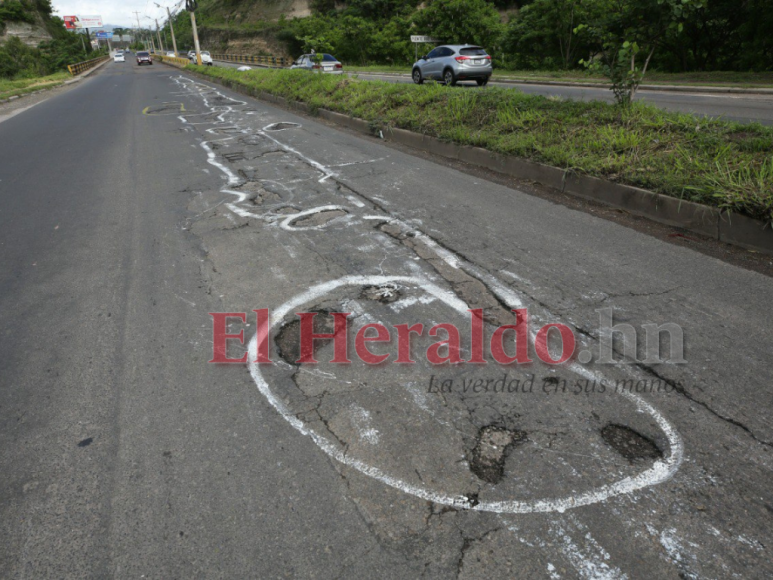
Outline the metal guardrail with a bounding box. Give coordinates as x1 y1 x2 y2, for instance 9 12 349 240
67 55 110 76
211 54 288 68
153 54 192 67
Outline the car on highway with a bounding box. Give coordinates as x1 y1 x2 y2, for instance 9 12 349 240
136 51 152 66
113 52 125 63
188 50 213 65
290 53 343 74
166 51 176 57
412 45 492 86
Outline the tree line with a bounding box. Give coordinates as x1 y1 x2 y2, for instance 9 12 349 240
277 0 772 73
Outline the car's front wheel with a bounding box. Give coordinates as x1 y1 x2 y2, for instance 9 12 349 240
443 68 456 86
412 68 423 85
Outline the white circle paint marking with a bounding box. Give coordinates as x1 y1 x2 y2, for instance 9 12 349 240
247 275 684 514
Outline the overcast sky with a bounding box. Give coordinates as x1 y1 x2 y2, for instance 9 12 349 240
52 0 182 28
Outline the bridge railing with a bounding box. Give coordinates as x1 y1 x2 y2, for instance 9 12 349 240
153 54 192 67
210 54 289 68
67 55 110 76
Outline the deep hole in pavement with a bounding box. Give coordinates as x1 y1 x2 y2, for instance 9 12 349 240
361 283 401 303
470 426 527 484
275 310 335 365
601 424 662 463
265 122 301 131
292 209 347 227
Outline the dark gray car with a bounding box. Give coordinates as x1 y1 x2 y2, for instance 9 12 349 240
412 45 492 86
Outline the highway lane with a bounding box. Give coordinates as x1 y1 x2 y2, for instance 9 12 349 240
213 60 773 125
1 60 773 578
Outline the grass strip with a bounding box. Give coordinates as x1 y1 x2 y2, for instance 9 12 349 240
0 72 70 101
346 66 773 89
190 65 773 222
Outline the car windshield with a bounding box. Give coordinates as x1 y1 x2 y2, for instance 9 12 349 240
138 52 149 57
459 47 488 56
201 52 210 56
322 54 338 62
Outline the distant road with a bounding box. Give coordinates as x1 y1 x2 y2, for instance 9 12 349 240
213 60 773 125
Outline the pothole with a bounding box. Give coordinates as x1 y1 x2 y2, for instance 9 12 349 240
265 122 301 132
361 283 401 303
222 152 246 163
238 169 260 182
601 424 662 463
275 311 335 365
291 209 347 228
470 426 527 484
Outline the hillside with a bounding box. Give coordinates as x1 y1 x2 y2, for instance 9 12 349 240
0 0 94 79
0 0 57 46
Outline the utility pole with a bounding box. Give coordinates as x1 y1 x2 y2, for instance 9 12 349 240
155 18 164 53
166 7 178 56
134 11 142 49
186 0 202 66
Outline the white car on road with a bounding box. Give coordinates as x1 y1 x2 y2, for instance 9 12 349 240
113 52 125 63
189 50 213 66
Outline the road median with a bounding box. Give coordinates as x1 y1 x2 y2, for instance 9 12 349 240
171 63 773 254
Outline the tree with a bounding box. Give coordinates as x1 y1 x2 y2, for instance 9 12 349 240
412 0 504 51
503 0 601 70
577 0 706 105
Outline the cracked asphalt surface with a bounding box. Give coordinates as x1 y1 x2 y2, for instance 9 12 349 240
1 61 772 578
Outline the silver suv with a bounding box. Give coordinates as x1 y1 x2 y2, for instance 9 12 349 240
412 45 492 86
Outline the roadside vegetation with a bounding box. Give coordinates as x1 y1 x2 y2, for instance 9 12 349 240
168 0 773 102
0 70 68 99
0 0 92 81
347 66 773 88
193 66 773 221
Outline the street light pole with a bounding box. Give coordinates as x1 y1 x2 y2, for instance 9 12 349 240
186 0 202 66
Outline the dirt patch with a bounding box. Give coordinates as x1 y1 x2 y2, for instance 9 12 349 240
470 425 527 484
601 424 662 463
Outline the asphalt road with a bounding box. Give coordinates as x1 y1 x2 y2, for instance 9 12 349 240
213 60 773 125
1 60 773 578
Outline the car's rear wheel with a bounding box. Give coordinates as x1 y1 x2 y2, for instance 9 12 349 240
412 68 423 85
443 69 456 86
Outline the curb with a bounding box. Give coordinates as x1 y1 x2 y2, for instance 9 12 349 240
348 70 773 96
174 66 773 256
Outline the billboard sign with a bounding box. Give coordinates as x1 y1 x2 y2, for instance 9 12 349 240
95 31 113 39
63 15 104 30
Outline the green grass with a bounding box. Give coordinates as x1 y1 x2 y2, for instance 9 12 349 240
0 72 70 101
347 66 773 88
191 66 773 222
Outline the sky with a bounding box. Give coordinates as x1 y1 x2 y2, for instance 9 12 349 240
52 0 183 28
